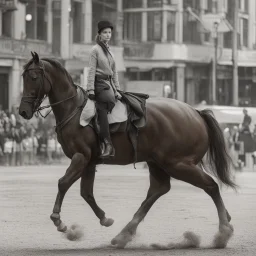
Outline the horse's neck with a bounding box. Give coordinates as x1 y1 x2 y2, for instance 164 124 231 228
48 82 77 124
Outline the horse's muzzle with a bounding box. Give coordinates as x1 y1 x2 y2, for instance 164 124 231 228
19 104 33 120
19 110 29 119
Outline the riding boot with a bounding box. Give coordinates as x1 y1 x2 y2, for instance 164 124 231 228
101 137 115 158
97 108 115 158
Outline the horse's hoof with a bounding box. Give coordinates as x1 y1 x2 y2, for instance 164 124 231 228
111 237 126 249
57 221 67 232
50 213 61 226
111 232 133 249
111 237 118 246
100 217 114 227
219 223 234 235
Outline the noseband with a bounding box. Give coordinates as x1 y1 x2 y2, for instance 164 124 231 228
21 61 78 118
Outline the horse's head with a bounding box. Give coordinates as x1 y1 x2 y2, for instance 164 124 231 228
19 51 52 119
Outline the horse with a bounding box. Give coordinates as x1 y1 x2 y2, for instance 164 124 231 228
18 52 236 249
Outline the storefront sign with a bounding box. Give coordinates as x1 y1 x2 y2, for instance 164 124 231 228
123 42 155 58
219 48 256 66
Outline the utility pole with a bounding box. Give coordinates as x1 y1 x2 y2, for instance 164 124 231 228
232 0 239 106
212 22 219 104
211 0 218 104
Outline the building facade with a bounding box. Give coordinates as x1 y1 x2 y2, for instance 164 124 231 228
60 0 125 87
123 0 256 107
2 0 256 110
0 0 59 110
0 0 125 110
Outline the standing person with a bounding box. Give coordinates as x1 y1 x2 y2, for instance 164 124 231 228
87 20 122 158
230 126 240 168
0 122 4 164
242 108 252 133
252 124 256 150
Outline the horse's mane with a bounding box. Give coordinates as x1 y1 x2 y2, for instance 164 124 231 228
42 58 74 85
23 58 74 85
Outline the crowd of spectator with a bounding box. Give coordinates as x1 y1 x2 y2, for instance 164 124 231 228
224 108 256 170
0 107 65 166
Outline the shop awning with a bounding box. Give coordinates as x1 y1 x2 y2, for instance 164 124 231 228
218 60 256 67
124 60 175 70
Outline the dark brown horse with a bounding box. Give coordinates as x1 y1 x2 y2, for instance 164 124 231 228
19 52 235 249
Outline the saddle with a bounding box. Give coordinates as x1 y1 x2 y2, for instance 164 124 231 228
92 91 149 166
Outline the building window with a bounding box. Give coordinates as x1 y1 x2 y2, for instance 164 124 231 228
224 31 241 49
167 11 175 41
25 0 47 40
2 11 13 37
52 0 61 54
71 1 84 43
224 32 232 48
206 0 213 12
183 0 200 10
148 0 162 8
240 0 248 13
183 11 201 44
140 71 152 80
241 18 248 47
244 0 248 13
124 12 142 41
226 0 233 25
123 0 143 8
183 0 201 44
148 11 162 41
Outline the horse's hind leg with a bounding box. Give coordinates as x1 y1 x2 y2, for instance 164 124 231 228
165 162 233 248
80 164 114 227
50 153 87 232
111 162 170 248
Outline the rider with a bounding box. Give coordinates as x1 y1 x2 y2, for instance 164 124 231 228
87 20 122 158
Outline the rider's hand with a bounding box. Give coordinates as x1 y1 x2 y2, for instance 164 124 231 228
115 91 122 100
88 94 96 101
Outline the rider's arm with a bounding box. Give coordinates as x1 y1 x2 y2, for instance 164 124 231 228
87 47 98 94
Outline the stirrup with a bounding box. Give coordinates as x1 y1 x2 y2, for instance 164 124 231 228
99 143 115 158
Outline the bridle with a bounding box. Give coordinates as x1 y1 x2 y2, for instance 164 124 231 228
21 60 78 118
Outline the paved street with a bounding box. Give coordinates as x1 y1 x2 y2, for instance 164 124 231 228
0 164 255 256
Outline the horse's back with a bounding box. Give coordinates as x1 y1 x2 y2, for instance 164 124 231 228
146 98 204 127
142 98 208 160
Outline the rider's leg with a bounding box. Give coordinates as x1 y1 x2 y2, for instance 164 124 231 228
97 107 114 158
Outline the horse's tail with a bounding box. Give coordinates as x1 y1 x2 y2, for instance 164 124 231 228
198 109 237 190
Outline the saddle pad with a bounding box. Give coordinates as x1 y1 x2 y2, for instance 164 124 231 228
80 99 128 127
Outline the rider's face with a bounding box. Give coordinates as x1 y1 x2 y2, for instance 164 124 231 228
100 28 112 43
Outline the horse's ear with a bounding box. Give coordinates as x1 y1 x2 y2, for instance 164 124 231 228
33 51 39 64
31 51 35 58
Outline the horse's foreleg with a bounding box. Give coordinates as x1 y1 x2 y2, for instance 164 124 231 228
50 153 87 232
80 164 114 227
111 162 170 248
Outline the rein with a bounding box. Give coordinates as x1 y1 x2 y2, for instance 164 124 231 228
22 60 87 132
